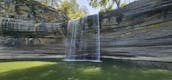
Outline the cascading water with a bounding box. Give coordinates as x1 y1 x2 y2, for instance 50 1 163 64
64 14 101 62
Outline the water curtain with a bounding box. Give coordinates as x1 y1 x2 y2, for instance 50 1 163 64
65 14 101 62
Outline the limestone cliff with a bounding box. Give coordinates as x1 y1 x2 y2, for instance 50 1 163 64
0 0 67 59
0 0 68 23
99 0 172 62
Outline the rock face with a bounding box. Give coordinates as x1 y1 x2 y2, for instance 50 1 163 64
99 0 172 61
0 0 67 23
0 0 68 59
0 0 172 62
46 0 172 62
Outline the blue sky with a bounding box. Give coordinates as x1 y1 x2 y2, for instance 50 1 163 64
76 0 100 15
76 0 136 15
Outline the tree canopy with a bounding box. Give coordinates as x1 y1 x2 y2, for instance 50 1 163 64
37 0 88 19
58 0 88 19
89 0 127 12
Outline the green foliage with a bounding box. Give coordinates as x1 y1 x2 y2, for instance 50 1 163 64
58 0 88 19
89 0 127 12
37 0 88 19
120 0 127 8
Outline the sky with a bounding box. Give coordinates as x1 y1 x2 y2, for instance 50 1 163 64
37 0 136 15
76 0 136 15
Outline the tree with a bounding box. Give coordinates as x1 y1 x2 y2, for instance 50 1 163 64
89 0 127 12
57 0 88 19
36 0 88 19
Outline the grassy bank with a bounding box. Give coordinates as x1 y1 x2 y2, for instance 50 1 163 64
0 61 172 80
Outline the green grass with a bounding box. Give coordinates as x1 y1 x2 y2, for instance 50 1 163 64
0 60 172 80
0 61 56 73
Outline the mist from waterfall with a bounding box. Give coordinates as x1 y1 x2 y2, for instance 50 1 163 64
64 14 101 62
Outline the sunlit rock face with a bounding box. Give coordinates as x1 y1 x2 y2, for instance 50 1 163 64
0 0 67 23
99 0 172 61
0 0 68 59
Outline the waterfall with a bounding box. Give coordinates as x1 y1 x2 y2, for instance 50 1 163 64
64 14 101 62
97 13 101 61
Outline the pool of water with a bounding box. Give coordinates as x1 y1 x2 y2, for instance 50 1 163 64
0 59 172 80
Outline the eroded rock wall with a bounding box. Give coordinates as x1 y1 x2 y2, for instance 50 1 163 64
0 0 67 59
100 0 172 61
